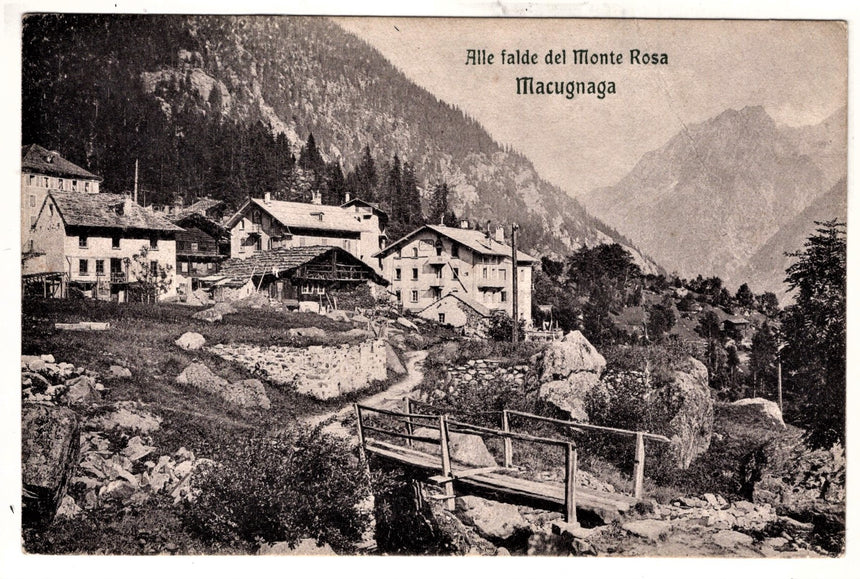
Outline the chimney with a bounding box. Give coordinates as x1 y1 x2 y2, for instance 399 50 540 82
494 225 505 244
344 191 351 203
311 190 322 205
264 192 271 205
460 219 470 229
485 220 492 239
122 195 134 216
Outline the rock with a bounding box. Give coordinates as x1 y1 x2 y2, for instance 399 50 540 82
22 404 81 527
679 496 707 508
496 547 511 556
455 496 530 541
622 519 672 542
211 301 238 316
572 538 598 556
763 537 789 548
662 357 713 469
258 538 336 556
702 493 720 508
287 327 327 339
413 427 497 467
228 379 272 409
41 354 56 364
551 520 606 540
326 310 350 322
55 495 81 519
64 375 101 406
539 330 606 381
89 401 162 434
396 316 418 331
726 397 786 429
712 529 754 549
192 307 223 323
109 365 132 378
27 358 47 373
121 436 156 462
384 343 406 375
175 332 206 351
100 480 136 502
176 362 229 390
538 374 604 421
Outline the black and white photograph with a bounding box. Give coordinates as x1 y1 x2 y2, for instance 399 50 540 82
8 5 851 571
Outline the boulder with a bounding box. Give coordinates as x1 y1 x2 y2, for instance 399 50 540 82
662 357 714 469
176 362 229 390
539 330 606 381
27 357 47 373
455 496 530 541
725 397 785 429
396 316 418 331
326 310 350 322
121 436 157 462
89 401 163 434
412 427 497 467
287 327 327 339
64 375 101 406
258 538 336 556
211 301 238 316
384 343 406 375
538 373 604 421
226 378 272 409
109 365 132 378
175 332 206 351
22 404 81 527
192 307 223 323
622 519 672 542
712 529 754 549
55 495 81 519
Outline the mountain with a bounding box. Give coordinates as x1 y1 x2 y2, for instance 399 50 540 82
580 105 846 291
21 14 658 272
742 178 847 299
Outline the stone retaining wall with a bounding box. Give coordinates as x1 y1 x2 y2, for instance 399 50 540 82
435 359 534 399
210 339 388 401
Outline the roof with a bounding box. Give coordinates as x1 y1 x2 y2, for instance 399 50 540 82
43 192 183 232
171 198 224 221
226 198 372 234
218 245 387 285
375 224 537 263
341 197 389 225
418 291 491 318
22 144 102 181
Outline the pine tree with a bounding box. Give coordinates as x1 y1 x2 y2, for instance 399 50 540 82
430 182 450 225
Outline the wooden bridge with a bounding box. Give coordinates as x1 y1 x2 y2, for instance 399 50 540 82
354 399 670 523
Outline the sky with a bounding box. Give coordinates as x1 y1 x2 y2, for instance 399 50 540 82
335 18 847 198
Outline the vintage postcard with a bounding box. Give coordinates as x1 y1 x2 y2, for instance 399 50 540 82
9 7 851 577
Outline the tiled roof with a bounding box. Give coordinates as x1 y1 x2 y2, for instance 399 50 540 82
227 199 369 233
419 291 491 318
22 144 102 181
47 192 183 232
375 224 537 263
341 197 389 223
218 246 387 287
171 198 224 221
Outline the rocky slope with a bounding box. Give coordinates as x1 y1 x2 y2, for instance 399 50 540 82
581 106 846 290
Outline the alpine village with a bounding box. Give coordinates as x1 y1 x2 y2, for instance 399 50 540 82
19 15 846 559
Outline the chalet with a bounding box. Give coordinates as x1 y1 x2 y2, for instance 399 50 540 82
215 245 388 308
225 192 385 271
21 144 102 246
23 192 182 302
167 207 230 283
374 223 537 323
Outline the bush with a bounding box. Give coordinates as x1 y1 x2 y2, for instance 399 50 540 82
487 311 525 342
182 427 372 552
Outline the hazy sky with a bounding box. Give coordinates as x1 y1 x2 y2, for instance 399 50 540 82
335 18 846 197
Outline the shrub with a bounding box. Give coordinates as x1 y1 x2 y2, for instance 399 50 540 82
182 427 372 552
487 311 525 342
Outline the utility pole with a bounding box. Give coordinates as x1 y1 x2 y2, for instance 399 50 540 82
133 159 139 204
511 223 519 344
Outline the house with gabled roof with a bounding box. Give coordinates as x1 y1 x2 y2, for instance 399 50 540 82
24 191 182 302
224 192 385 271
21 144 103 247
374 223 537 323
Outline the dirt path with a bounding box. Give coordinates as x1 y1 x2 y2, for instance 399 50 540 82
303 349 428 437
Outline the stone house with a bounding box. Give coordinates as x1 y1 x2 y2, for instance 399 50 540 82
374 223 536 323
416 292 491 334
21 144 102 248
224 192 385 271
25 192 182 302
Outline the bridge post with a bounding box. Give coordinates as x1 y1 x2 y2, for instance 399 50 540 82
502 410 513 468
633 432 645 500
565 443 577 524
354 403 366 465
403 397 414 447
439 414 456 511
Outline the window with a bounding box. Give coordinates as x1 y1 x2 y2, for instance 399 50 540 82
240 219 245 230
29 195 35 207
190 242 198 253
150 261 158 276
432 287 441 299
435 239 443 256
79 259 88 274
72 180 77 192
483 267 488 279
436 267 443 279
438 313 446 324
28 175 36 186
180 262 188 273
112 236 120 249
501 291 508 303
58 179 64 190
84 181 90 193
150 236 158 250
43 176 49 188
78 235 88 248
451 244 459 258
411 268 418 280
395 268 402 281
500 269 507 281
395 290 402 302
95 260 104 275
410 290 419 303
412 247 419 258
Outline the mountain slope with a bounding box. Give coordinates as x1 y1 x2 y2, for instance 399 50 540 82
580 106 845 289
21 14 657 271
742 177 847 298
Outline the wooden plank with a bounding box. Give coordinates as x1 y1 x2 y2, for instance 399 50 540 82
565 444 577 524
506 409 671 443
403 397 414 448
452 466 501 478
447 420 570 448
354 403 366 465
355 404 437 420
361 425 441 445
633 432 645 500
439 415 456 510
502 410 513 469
